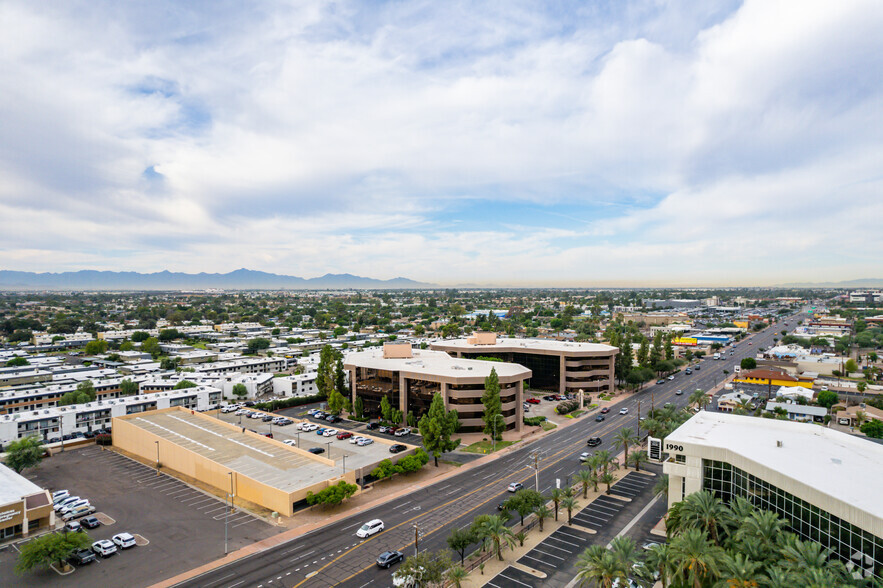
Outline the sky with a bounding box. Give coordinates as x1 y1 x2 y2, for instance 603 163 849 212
1 0 882 287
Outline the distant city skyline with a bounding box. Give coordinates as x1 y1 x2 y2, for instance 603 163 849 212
1 1 881 286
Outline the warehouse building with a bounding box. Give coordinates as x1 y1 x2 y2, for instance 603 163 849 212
345 343 531 432
431 333 617 395
664 412 883 580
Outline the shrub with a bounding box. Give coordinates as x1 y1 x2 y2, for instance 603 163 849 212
523 416 547 427
556 400 579 414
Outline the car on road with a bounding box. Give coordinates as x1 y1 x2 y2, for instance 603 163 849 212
668 374 675 380
526 398 541 404
694 365 700 370
92 539 117 557
586 437 602 447
394 428 411 437
112 532 136 549
389 444 407 453
308 447 325 454
656 379 665 385
595 415 605 422
376 550 404 568
579 452 591 462
70 548 97 565
357 519 384 538
685 368 692 374
80 516 101 529
600 407 610 414
337 431 353 440
619 407 629 415
507 482 523 493
675 389 683 395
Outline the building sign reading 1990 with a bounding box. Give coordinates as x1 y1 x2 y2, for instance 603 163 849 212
665 443 684 452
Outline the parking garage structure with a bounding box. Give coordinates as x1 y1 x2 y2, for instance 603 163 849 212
431 333 618 395
344 343 532 432
112 407 411 517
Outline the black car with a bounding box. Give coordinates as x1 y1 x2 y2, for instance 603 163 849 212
497 502 508 511
326 415 340 423
595 415 605 422
376 550 404 569
366 422 379 430
389 444 407 453
80 516 101 529
586 437 602 447
308 447 325 454
70 549 97 565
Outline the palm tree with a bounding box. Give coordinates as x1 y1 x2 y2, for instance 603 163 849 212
445 564 468 588
736 510 786 554
719 552 764 587
595 450 619 476
575 469 594 499
628 449 649 472
550 488 563 521
855 410 868 428
600 472 615 494
689 389 710 411
609 535 640 572
534 503 552 532
670 528 724 588
680 490 729 545
613 427 638 467
576 545 627 588
761 566 796 588
477 514 516 561
561 496 578 525
644 543 676 588
641 417 667 439
653 473 669 499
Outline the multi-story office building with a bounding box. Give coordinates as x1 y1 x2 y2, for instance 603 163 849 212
345 343 531 432
431 333 617 395
664 412 883 579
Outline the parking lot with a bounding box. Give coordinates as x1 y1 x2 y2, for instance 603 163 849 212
0 445 279 588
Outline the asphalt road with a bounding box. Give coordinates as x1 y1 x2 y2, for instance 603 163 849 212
173 314 800 588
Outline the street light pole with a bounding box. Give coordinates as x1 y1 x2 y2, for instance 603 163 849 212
413 524 419 557
530 451 540 491
342 454 347 475
155 440 160 475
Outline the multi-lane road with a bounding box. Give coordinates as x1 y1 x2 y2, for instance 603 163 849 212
174 314 800 588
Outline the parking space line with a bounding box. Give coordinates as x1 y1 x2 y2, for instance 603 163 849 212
547 536 581 548
494 572 533 587
519 553 548 567
531 548 564 561
537 542 573 554
233 518 258 527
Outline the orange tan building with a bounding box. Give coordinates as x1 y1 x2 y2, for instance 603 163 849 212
0 463 55 540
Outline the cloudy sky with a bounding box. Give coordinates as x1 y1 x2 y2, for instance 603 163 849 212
1 0 881 287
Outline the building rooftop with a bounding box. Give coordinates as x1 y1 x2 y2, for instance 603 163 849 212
346 348 531 379
433 336 618 355
667 412 883 523
0 463 44 505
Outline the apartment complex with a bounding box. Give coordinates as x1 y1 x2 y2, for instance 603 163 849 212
431 333 617 395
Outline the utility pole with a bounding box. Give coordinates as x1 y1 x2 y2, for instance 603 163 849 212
225 471 233 555
530 451 540 491
413 524 420 556
637 400 642 439
155 440 160 475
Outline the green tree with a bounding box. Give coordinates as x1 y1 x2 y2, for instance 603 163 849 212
613 427 638 468
689 388 711 411
247 337 271 354
550 488 563 521
173 380 197 390
5 356 29 367
679 490 729 545
446 527 476 565
141 337 161 358
445 564 468 588
380 395 393 422
334 357 348 399
816 390 839 409
119 340 134 351
845 358 858 373
627 449 649 472
327 388 346 415
857 380 868 394
418 392 461 466
861 420 883 438
476 514 516 561
120 379 139 396
353 396 364 418
561 496 578 525
740 357 758 370
482 367 503 440
131 331 150 342
15 530 92 575
600 472 615 494
231 383 248 400
158 328 183 342
393 550 453 587
305 480 358 506
84 339 109 355
670 528 724 588
316 345 335 399
504 489 545 526
576 544 628 588
644 543 677 588
534 503 552 532
4 436 45 473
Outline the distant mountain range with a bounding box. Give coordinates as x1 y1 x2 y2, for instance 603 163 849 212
0 269 435 291
777 278 883 288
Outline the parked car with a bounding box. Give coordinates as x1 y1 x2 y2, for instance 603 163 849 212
323 429 337 437
307 408 319 415
378 426 391 434
70 548 97 565
356 519 384 538
350 436 365 444
357 438 374 446
337 431 353 440
507 482 523 493
389 444 407 453
54 496 80 512
526 398 541 404
52 490 70 504
326 415 341 423
63 504 95 521
394 428 410 437
366 422 379 430
308 447 325 454
112 532 136 549
80 516 101 529
277 419 293 426
376 550 404 569
64 521 82 533
262 415 274 422
586 437 602 447
59 499 89 515
221 406 237 413
92 540 117 557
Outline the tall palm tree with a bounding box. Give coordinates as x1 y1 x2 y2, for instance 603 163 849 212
595 450 619 476
680 490 729 545
613 427 638 467
653 474 669 499
600 472 615 494
576 545 627 588
736 510 786 554
533 503 552 532
445 564 468 588
628 449 649 472
550 488 562 521
477 514 516 561
761 566 796 588
689 389 710 410
670 528 724 588
718 552 764 587
561 496 578 525
644 543 676 588
575 469 594 499
609 536 640 572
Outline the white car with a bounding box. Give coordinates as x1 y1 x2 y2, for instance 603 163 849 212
307 409 319 415
350 436 364 444
296 422 308 430
112 532 136 549
579 452 591 462
356 519 384 538
52 489 70 503
307 423 320 431
283 439 297 446
92 539 117 557
323 429 338 437
394 428 411 437
60 499 89 515
235 409 249 416
668 375 675 380
357 438 374 446
221 406 237 413
249 412 263 419
619 408 629 415
54 496 80 512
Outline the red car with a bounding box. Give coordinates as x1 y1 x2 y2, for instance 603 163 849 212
526 398 541 404
337 431 353 440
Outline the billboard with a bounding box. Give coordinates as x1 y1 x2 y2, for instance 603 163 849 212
733 321 749 329
672 337 698 346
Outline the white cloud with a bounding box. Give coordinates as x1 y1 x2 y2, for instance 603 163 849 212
0 0 881 285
